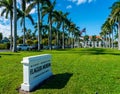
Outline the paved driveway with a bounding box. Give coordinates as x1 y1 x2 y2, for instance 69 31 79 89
0 50 10 52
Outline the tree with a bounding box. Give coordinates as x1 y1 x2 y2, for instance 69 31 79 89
91 35 96 48
42 0 56 50
0 33 2 41
110 1 120 50
53 11 69 49
61 12 69 49
0 0 13 50
12 0 17 52
53 10 62 47
17 0 34 44
26 0 48 50
84 35 89 47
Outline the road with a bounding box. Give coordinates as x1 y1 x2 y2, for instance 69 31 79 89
0 50 10 52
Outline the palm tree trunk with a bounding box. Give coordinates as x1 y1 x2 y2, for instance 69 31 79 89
12 0 17 52
49 13 52 50
118 22 120 50
72 32 74 48
56 26 59 48
105 35 107 48
112 29 114 48
62 22 65 49
109 33 111 48
37 2 41 51
23 17 25 44
10 12 12 51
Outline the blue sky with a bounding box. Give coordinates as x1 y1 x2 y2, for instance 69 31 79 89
0 0 117 38
55 0 117 35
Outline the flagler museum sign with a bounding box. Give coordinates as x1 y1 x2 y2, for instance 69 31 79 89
21 54 52 91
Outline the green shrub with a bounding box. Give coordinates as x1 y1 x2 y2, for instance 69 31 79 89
5 43 10 49
33 40 38 44
0 44 6 49
26 39 33 45
0 43 10 49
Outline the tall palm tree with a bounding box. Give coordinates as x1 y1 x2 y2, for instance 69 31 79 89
92 35 97 48
0 0 13 50
12 0 17 52
110 1 120 50
70 23 76 48
100 31 106 48
84 35 89 48
74 26 80 48
66 19 73 47
56 11 69 49
26 0 48 50
42 0 56 50
101 18 112 48
17 0 34 44
53 10 62 48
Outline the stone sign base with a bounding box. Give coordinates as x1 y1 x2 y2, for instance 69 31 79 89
18 88 30 94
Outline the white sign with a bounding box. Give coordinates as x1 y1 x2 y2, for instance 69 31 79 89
21 54 52 91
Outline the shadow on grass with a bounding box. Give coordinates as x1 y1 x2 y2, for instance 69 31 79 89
80 48 120 56
0 53 20 56
56 48 120 56
32 73 73 91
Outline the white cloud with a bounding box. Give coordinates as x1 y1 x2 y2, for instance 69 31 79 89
0 7 10 38
66 5 72 9
88 0 93 3
77 0 87 5
0 24 10 38
67 0 96 5
29 8 36 14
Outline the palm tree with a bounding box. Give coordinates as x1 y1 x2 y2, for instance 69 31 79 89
70 23 76 48
0 33 2 41
110 1 120 50
58 11 69 49
84 35 89 47
17 1 34 44
0 0 13 50
100 31 106 48
74 27 80 48
52 10 62 48
12 0 17 52
66 19 73 47
26 0 48 50
101 18 113 48
91 35 96 48
42 0 56 50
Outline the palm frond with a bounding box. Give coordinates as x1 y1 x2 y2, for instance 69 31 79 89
26 14 34 25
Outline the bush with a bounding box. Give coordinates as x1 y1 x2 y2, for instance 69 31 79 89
0 44 6 49
0 43 10 49
33 40 38 44
5 43 10 49
26 39 33 45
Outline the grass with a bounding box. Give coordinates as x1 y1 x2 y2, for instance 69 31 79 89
0 48 120 94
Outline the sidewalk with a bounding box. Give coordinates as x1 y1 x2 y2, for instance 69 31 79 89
0 50 10 52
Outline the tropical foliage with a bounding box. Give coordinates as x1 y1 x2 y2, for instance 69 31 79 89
100 0 120 49
0 0 119 51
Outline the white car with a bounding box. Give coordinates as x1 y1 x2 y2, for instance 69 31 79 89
17 44 30 51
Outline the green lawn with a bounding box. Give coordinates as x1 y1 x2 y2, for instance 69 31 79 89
0 48 120 94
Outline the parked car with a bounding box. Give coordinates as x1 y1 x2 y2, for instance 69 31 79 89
29 44 43 50
17 44 30 51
